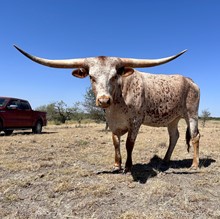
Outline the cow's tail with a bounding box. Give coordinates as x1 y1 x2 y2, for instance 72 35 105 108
186 127 191 152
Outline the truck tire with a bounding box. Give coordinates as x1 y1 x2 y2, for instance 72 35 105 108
4 130 13 136
32 120 42 134
0 120 2 134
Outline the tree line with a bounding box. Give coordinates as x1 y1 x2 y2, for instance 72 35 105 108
36 87 105 125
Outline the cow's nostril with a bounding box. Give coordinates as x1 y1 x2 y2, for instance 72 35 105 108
97 96 111 108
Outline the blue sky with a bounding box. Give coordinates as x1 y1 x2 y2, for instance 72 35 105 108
1 0 220 116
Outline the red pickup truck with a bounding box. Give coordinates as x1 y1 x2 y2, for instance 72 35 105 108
0 97 47 135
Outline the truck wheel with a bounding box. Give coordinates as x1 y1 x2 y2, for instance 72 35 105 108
32 121 42 134
0 120 3 134
4 130 13 136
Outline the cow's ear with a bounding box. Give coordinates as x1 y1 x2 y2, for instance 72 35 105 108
121 67 134 77
72 68 89 78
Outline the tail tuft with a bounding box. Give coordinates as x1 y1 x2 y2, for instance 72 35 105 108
186 127 191 152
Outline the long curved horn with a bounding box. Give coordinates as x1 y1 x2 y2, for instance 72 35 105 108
121 50 187 68
14 45 85 68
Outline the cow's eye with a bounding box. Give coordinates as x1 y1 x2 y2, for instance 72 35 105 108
110 75 118 82
117 67 125 75
89 75 96 83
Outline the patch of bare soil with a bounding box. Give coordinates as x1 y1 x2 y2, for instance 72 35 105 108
0 120 220 219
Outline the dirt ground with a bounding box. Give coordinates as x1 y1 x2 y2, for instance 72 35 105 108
0 120 220 219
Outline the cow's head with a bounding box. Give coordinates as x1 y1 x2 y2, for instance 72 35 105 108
14 45 186 109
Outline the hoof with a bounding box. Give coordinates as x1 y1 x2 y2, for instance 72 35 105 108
162 159 170 166
190 164 198 170
163 157 170 164
123 166 132 174
112 165 123 173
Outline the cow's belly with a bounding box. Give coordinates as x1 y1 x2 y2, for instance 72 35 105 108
143 111 182 127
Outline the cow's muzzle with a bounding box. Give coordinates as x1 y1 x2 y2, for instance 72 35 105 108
97 95 111 108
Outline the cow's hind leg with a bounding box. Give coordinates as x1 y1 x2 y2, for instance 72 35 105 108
163 118 180 163
188 118 200 169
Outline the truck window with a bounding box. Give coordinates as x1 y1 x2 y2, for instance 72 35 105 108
7 100 19 108
19 101 31 110
0 98 6 107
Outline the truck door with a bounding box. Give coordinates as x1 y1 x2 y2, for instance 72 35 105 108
17 100 33 127
4 99 20 127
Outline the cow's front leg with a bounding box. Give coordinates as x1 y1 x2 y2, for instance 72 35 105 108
124 130 139 173
124 138 135 173
112 133 122 171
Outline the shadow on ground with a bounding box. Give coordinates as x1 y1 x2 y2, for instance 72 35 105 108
131 155 216 183
0 131 57 136
97 155 215 184
14 131 57 136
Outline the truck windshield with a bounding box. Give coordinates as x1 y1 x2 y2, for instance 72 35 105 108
0 98 6 107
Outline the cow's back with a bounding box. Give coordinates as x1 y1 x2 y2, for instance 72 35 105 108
131 72 189 126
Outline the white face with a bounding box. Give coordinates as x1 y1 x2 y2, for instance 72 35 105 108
72 56 134 109
88 58 120 108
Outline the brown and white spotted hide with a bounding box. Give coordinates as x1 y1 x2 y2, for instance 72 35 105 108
80 57 200 172
14 46 200 173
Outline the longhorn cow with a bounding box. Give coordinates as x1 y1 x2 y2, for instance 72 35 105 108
14 45 200 172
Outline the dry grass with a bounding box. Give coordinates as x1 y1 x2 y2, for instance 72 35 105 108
0 120 220 219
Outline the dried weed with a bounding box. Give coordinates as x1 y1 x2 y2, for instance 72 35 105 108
0 121 220 219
